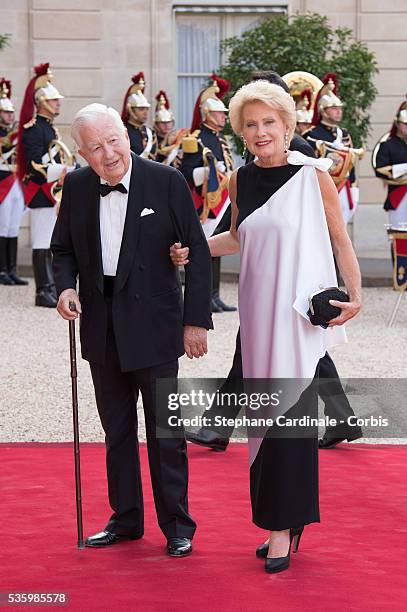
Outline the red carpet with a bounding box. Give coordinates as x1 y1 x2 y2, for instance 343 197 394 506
0 442 406 611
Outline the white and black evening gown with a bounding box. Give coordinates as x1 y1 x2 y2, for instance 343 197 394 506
236 151 346 530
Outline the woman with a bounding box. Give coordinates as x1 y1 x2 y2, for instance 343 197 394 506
172 81 362 573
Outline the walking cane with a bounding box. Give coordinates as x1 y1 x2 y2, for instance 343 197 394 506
68 301 85 549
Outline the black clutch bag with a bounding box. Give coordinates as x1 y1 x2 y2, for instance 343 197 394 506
307 287 349 329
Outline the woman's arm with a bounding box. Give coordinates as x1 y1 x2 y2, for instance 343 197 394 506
207 169 240 257
169 169 240 264
316 170 362 326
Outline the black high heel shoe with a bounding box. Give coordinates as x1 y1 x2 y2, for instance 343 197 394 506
262 527 304 574
256 526 304 559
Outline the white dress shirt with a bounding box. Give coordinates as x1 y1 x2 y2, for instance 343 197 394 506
99 157 132 276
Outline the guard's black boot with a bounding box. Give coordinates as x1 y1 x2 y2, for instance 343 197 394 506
0 237 14 285
6 237 28 285
211 257 236 312
32 249 57 308
45 248 57 299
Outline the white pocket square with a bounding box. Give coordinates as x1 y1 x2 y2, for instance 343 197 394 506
140 207 155 217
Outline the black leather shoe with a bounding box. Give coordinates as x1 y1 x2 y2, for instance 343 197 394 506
8 272 28 285
167 537 192 557
85 530 142 547
319 427 363 449
0 271 14 285
35 289 57 308
185 429 229 451
211 298 223 313
213 296 237 312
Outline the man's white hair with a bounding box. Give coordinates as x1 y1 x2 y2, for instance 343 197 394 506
71 103 126 147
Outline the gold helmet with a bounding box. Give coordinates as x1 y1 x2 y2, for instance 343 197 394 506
121 71 151 125
282 71 323 124
33 65 64 107
18 63 63 129
0 78 15 113
387 94 407 139
312 73 343 125
154 90 174 123
191 73 230 131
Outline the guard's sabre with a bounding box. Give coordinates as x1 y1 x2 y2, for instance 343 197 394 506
68 301 85 549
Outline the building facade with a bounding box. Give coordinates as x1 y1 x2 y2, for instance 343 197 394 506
0 0 406 258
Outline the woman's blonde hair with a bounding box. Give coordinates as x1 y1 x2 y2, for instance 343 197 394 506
229 80 296 140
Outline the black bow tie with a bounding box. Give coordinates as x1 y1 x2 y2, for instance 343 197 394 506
99 182 128 197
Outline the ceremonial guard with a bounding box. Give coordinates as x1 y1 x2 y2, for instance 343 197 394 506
17 63 74 307
0 78 27 285
154 90 187 168
282 71 323 137
180 74 236 312
372 96 407 227
121 72 157 159
304 73 364 224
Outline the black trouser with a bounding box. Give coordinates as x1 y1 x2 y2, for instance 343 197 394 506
89 298 196 540
317 352 356 432
203 329 356 438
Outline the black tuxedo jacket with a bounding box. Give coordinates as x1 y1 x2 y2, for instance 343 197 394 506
51 153 213 372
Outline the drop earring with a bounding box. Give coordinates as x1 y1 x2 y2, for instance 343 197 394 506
242 138 247 159
284 132 289 154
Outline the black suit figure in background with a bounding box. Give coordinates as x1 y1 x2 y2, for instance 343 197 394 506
0 78 27 286
17 63 73 308
173 71 362 451
372 96 407 227
303 73 364 226
180 74 236 313
51 103 212 557
154 90 187 169
121 71 157 160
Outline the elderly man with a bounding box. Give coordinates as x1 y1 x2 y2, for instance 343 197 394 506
51 103 212 557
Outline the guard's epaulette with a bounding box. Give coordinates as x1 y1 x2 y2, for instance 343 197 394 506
182 129 201 154
23 117 37 129
301 126 314 138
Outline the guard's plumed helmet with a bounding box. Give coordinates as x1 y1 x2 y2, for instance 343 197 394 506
19 63 63 126
190 73 230 132
154 90 174 123
312 73 343 125
121 71 151 126
390 95 407 137
33 64 64 106
396 96 407 124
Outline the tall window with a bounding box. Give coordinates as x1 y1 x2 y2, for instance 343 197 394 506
175 6 285 128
